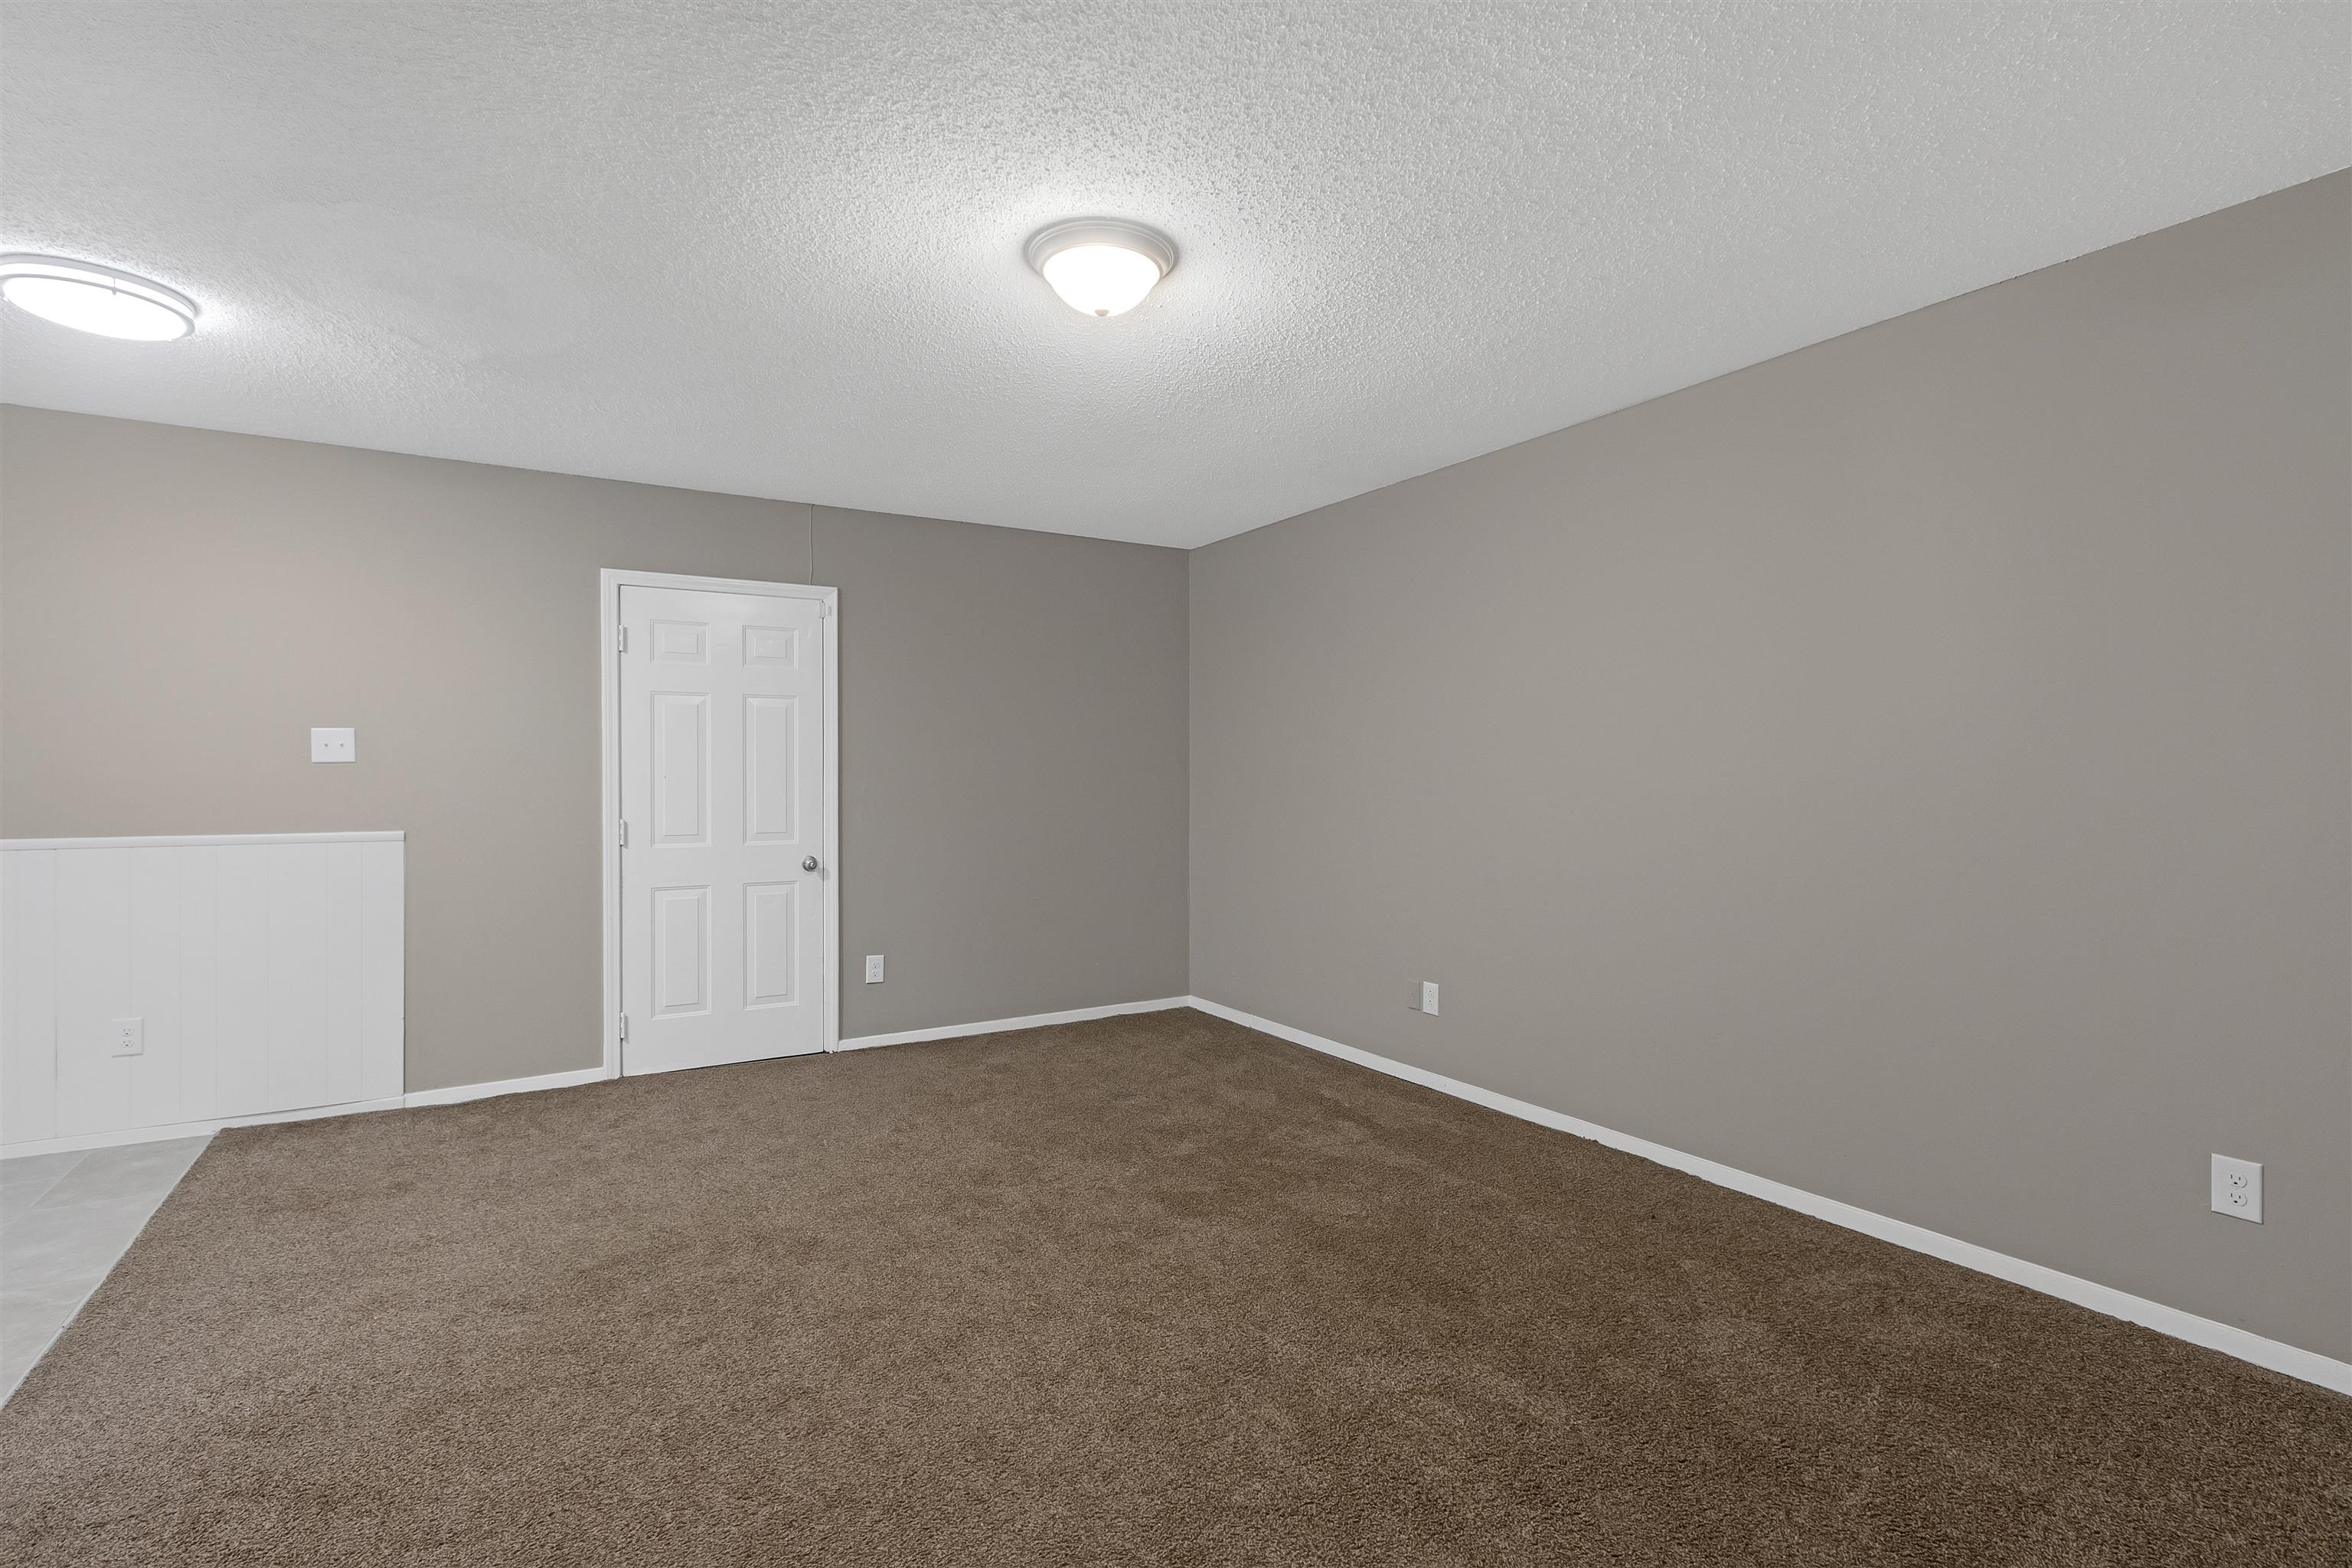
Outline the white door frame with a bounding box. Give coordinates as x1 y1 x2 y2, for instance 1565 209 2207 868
599 568 840 1077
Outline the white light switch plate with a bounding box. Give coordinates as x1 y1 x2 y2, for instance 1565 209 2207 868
864 954 885 984
109 1017 144 1057
2210 1154 2262 1222
310 727 356 763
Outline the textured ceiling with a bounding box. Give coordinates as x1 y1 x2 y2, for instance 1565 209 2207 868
2 2 2345 548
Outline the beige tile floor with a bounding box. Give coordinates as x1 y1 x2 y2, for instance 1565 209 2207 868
2 1137 211 1402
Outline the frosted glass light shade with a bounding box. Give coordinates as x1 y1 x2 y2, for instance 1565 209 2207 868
1024 219 1177 318
1040 243 1163 317
0 256 197 340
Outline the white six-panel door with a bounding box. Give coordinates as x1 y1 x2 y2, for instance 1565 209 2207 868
618 583 830 1074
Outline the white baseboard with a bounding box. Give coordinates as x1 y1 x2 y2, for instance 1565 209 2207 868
0 998 1191 1155
400 1066 609 1108
1184 996 2352 1396
0 1096 410 1158
3 1067 611 1158
2 994 1197 1158
835 995 1191 1052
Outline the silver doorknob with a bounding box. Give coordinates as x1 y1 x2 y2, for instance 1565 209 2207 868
802 856 820 873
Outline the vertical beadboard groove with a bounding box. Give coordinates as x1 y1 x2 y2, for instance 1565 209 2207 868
0 850 60 1145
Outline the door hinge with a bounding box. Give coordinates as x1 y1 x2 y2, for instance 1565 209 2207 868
618 1014 629 1043
818 600 831 618
618 819 629 848
616 624 628 652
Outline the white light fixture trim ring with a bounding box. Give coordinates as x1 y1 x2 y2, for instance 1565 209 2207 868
0 254 199 340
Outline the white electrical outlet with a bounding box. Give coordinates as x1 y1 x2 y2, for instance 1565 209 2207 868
310 727 356 763
864 954 885 984
2210 1155 2262 1223
109 1017 144 1057
1419 980 1440 1016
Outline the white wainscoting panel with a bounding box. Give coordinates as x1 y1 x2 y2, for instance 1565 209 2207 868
2 834 403 1151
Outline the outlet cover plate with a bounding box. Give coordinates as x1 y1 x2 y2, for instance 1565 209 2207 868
864 954 885 984
1419 980 1440 1016
2210 1154 2262 1223
109 1017 144 1057
310 727 356 763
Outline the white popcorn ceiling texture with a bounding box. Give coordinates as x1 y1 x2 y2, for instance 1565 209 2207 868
2 2 2345 548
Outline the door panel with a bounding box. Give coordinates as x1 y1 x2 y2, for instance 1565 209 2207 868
620 585 826 1073
743 882 795 1008
744 695 797 842
652 694 710 846
651 885 709 1017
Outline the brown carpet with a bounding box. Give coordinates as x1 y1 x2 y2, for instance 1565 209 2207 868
2 1008 2344 1565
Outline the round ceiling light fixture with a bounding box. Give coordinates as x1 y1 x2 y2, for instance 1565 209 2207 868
0 254 198 341
1024 218 1176 318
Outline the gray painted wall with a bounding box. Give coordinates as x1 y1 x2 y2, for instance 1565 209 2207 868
1189 173 2351 1359
816 505 1189 1037
0 411 1188 1091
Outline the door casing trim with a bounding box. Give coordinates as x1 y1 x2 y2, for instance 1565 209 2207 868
599 569 841 1077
